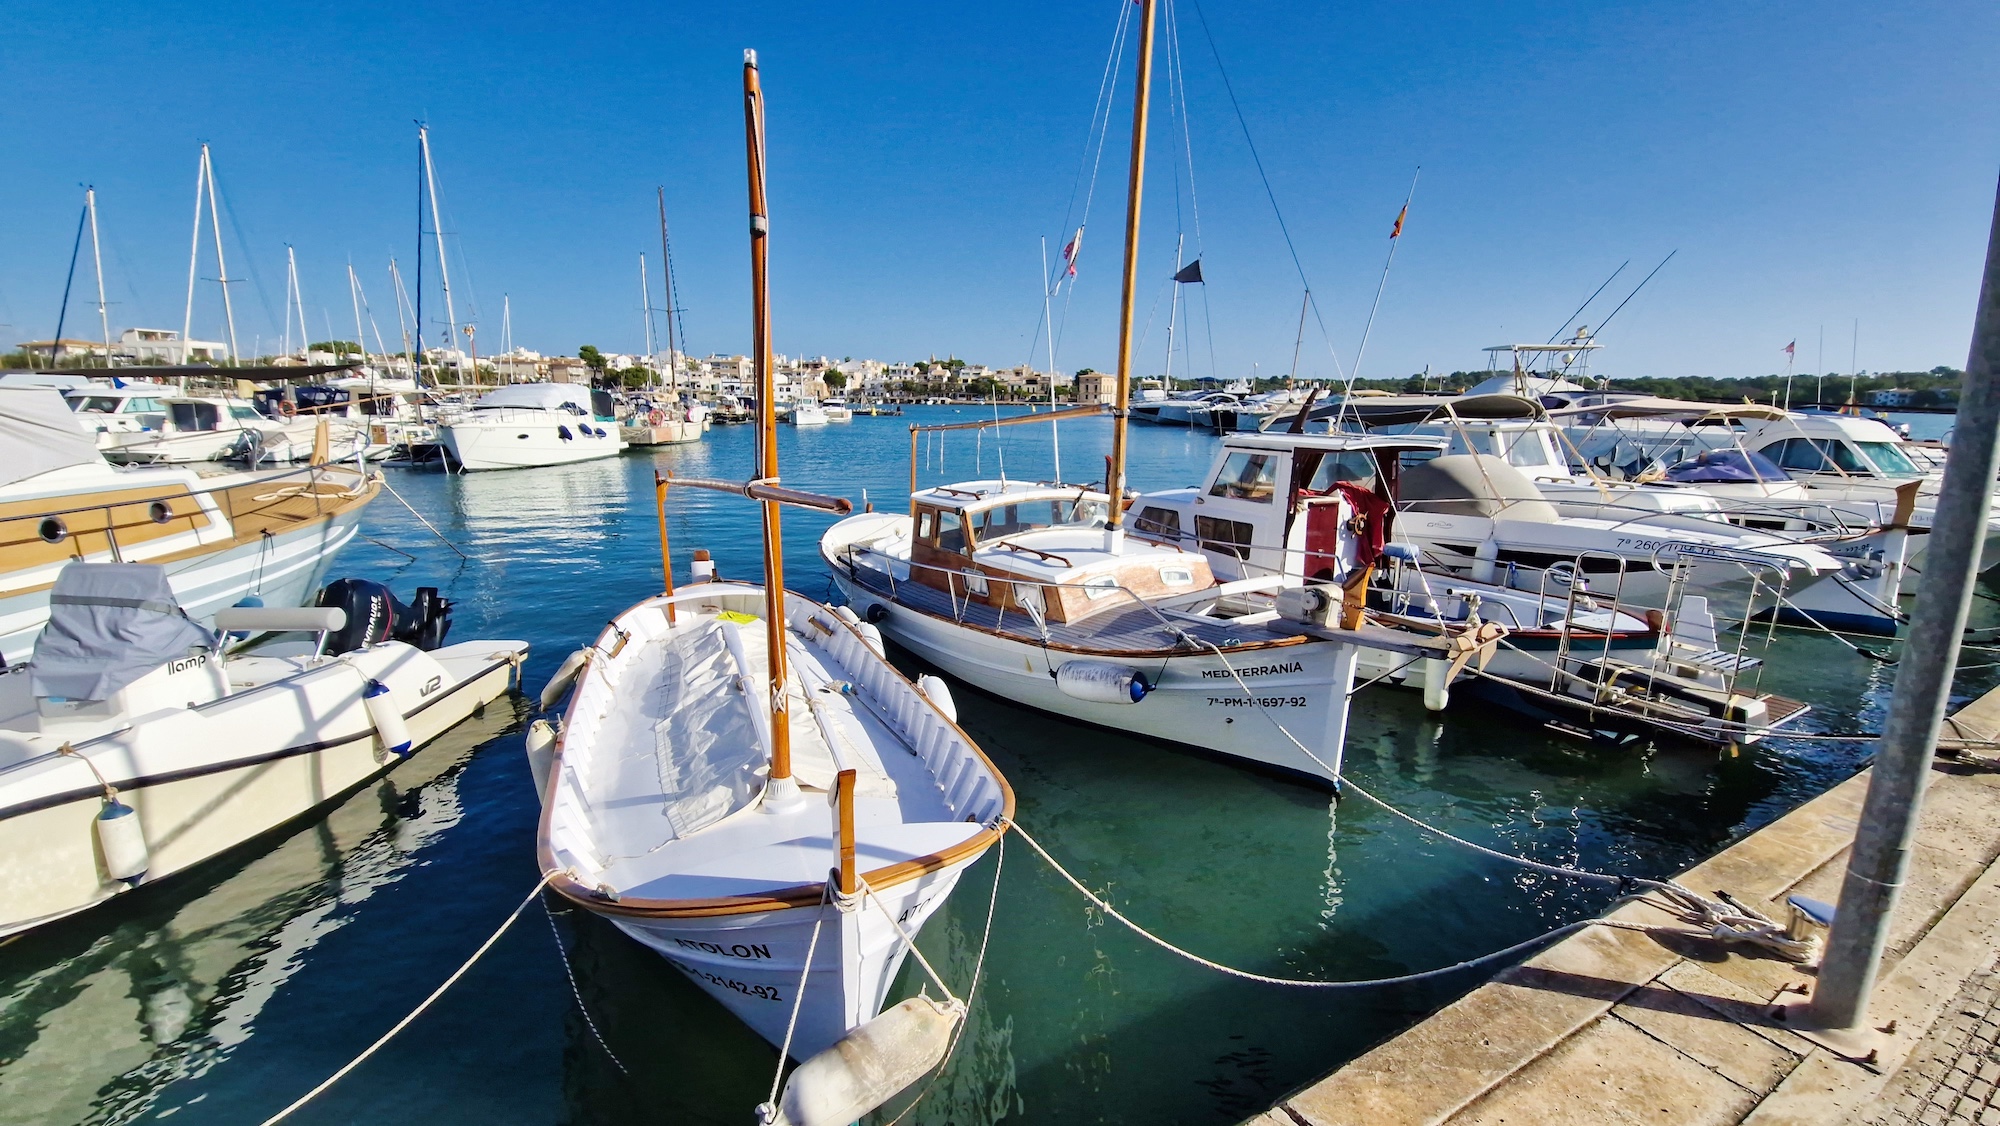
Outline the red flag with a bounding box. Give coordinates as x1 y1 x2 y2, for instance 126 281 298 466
1390 204 1407 240
1784 340 1796 356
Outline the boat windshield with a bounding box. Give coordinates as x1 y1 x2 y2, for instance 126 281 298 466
972 496 1111 540
1857 441 1921 477
1208 452 1278 501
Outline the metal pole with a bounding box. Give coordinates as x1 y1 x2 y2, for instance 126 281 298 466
1809 167 2000 1029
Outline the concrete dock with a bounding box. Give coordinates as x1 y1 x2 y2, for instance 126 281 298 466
1250 686 2000 1126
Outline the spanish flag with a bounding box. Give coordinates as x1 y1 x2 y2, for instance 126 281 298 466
1391 204 1408 240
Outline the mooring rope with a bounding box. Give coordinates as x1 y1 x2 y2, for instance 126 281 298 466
881 834 1006 1126
541 901 629 1076
756 892 831 1125
257 872 554 1126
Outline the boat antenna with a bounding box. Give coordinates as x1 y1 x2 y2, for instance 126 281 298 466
1547 259 1628 344
1105 0 1160 542
742 48 799 804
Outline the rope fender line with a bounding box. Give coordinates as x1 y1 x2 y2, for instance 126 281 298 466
257 872 555 1126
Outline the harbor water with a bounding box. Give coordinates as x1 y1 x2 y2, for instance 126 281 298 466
2 407 1992 1126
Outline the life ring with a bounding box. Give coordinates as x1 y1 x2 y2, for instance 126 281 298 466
277 400 297 419
647 409 665 426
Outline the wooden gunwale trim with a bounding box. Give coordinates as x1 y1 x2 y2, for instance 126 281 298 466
0 472 379 600
536 584 1015 920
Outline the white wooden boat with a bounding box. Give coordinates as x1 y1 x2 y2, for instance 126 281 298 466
537 55 1009 1119
0 562 527 937
534 580 1010 1057
787 401 829 427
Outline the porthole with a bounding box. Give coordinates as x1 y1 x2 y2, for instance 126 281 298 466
39 517 67 544
149 501 174 524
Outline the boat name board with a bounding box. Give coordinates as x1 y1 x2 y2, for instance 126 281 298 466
1200 661 1302 679
674 937 774 960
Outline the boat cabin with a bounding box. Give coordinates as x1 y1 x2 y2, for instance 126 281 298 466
66 385 174 436
904 480 1212 624
1739 414 1926 482
1131 433 1442 583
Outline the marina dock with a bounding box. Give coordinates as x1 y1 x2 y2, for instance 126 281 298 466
1248 684 2000 1126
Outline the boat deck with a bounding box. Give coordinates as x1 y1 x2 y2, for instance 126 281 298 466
573 612 981 901
847 563 1301 656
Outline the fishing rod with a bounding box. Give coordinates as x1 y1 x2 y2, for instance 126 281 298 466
1558 250 1676 376
1547 259 1628 344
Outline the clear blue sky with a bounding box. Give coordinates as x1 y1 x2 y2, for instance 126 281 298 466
3 0 1995 382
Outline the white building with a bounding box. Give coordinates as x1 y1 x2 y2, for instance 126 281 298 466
113 328 230 365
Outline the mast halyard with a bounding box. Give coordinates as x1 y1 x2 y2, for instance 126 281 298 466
742 48 799 803
1104 0 1158 538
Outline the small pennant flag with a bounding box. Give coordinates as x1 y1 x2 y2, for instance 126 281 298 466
1172 259 1204 284
1784 340 1796 356
1061 227 1083 277
1390 204 1408 240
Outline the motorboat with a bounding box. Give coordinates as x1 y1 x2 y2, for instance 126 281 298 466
536 54 1009 1123
1130 428 1903 634
0 388 380 666
621 396 706 446
437 383 626 470
97 394 315 464
820 398 854 422
0 562 528 937
787 400 830 426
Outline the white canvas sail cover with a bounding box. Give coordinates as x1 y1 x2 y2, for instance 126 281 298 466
0 388 103 488
31 563 215 700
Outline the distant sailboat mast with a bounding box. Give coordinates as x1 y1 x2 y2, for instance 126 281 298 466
283 245 308 360
418 126 462 385
639 251 657 391
181 144 239 366
88 188 110 365
658 186 681 402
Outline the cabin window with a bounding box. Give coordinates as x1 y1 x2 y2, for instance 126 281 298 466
1195 515 1254 560
936 511 967 553
1857 442 1919 477
1081 574 1119 600
1496 430 1554 468
1160 566 1195 586
1134 506 1182 537
230 406 263 421
976 504 1026 539
1769 438 1868 474
1208 452 1277 502
1306 451 1380 492
75 396 120 413
917 510 936 540
171 402 220 431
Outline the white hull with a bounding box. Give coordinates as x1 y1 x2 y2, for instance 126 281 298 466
0 640 527 937
827 569 1357 785
439 417 626 470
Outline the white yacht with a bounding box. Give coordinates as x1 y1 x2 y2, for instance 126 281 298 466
820 398 854 422
437 383 625 470
787 400 830 426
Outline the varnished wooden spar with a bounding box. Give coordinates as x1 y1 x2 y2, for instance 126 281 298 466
1104 0 1158 532
665 473 853 515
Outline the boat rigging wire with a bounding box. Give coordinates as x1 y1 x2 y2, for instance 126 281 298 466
255 872 555 1126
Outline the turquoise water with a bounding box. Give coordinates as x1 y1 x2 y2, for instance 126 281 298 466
3 406 1994 1126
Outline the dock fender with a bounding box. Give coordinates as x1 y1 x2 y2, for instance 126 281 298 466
769 996 961 1126
539 648 590 713
364 679 414 759
833 606 861 625
916 674 957 723
863 602 891 625
96 798 150 884
855 622 885 658
1054 661 1151 704
524 719 558 807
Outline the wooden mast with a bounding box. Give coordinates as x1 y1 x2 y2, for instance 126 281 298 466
1104 0 1158 534
743 49 794 789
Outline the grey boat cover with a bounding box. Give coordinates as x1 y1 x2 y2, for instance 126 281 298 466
0 388 103 488
1399 454 1560 522
32 563 216 701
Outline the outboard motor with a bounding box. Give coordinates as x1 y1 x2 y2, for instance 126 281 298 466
316 579 453 655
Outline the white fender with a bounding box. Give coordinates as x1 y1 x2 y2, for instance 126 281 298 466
96 798 149 883
539 648 590 712
770 996 961 1126
364 679 414 758
833 606 861 625
916 674 957 723
1054 661 1151 705
855 622 885 659
1420 657 1451 712
524 719 558 807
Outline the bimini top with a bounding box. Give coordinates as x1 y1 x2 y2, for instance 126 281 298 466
472 382 594 413
1223 431 1447 456
0 388 105 488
